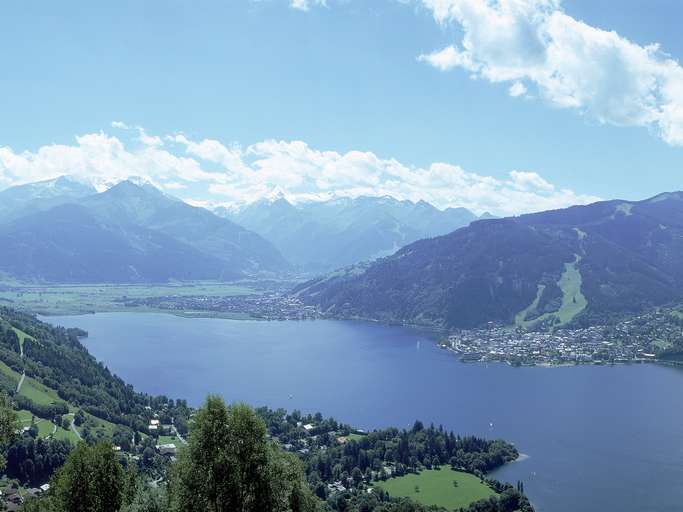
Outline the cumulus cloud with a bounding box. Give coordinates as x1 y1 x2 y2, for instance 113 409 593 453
0 125 599 216
508 81 527 97
418 0 683 146
290 0 326 11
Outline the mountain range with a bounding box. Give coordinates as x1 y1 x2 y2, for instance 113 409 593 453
0 177 287 282
0 175 98 223
216 195 489 272
296 192 683 329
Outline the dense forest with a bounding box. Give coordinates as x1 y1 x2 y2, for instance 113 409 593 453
0 307 190 432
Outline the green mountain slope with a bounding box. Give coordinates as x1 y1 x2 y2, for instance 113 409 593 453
297 193 683 329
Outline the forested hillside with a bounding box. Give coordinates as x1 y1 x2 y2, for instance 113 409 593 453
297 192 683 329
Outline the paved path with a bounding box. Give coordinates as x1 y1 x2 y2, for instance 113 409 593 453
69 415 83 441
16 372 25 393
17 330 25 393
171 425 188 446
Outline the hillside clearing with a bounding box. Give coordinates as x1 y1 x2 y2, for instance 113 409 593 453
374 468 496 510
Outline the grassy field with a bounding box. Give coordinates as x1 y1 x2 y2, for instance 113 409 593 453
0 358 64 407
0 281 257 316
555 255 588 324
18 410 80 443
156 435 179 445
35 419 55 438
515 254 587 329
53 425 81 444
17 409 34 426
0 360 21 385
346 433 367 442
17 410 55 439
374 468 496 510
0 356 68 407
77 413 118 440
19 376 63 406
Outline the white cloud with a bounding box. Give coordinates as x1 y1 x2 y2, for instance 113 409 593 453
290 0 326 11
0 127 598 215
508 81 527 97
418 0 683 146
0 125 599 216
417 45 473 71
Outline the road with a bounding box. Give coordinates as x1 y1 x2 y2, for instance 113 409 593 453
171 425 188 446
16 372 25 393
68 414 82 441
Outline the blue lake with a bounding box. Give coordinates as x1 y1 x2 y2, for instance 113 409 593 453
46 312 683 512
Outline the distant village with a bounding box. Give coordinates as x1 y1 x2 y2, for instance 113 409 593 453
120 293 322 321
441 316 679 366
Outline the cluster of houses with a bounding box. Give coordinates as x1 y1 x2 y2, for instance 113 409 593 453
147 417 179 457
122 293 322 321
2 483 49 510
445 322 662 365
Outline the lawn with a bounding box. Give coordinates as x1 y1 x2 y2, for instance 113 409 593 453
17 409 35 426
19 377 63 406
374 468 496 510
156 435 179 446
53 426 81 444
35 419 55 439
346 433 367 442
16 410 56 439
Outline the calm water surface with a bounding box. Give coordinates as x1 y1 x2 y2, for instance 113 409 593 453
46 313 683 512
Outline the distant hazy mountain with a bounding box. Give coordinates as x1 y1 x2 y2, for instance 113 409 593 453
0 178 288 283
296 193 683 329
0 176 97 222
82 180 288 273
215 195 483 272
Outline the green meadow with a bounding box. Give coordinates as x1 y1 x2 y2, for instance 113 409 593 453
375 468 496 510
0 281 257 316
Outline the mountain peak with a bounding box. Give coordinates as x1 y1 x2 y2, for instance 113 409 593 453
107 177 178 202
647 191 683 203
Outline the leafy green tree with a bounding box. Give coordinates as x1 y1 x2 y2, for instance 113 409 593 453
169 396 321 512
0 392 19 471
51 442 124 512
73 409 86 427
119 467 166 512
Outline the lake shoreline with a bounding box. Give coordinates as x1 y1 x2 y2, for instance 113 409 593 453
44 311 683 512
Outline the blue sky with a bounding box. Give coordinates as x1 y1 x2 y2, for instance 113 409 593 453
1 0 683 215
